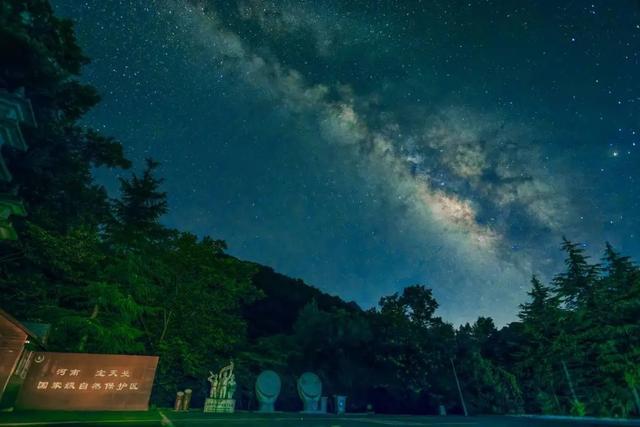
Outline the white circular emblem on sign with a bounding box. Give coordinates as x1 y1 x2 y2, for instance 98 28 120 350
34 354 45 363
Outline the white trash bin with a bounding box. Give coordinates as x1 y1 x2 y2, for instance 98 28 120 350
334 395 347 414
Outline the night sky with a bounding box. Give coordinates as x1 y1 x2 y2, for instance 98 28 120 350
53 0 640 325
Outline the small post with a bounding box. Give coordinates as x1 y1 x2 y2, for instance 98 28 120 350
450 358 468 416
182 388 192 411
174 391 184 411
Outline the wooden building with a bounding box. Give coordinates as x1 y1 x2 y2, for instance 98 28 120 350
0 309 45 409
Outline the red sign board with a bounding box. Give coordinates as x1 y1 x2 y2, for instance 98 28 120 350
16 352 158 410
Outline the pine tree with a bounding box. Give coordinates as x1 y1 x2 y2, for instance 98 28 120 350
112 158 168 241
552 238 600 310
594 244 640 416
515 276 563 413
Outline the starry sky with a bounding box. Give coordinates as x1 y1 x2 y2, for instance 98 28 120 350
53 0 640 325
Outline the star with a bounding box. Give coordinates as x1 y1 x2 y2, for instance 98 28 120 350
50 0 640 325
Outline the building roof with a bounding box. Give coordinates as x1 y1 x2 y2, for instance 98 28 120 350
0 308 46 349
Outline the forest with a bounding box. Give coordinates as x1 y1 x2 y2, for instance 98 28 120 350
1 0 639 418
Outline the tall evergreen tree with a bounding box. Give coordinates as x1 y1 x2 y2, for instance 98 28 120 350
552 238 600 310
112 158 168 242
516 276 563 413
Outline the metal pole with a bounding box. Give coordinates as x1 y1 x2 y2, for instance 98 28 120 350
631 386 640 415
450 358 468 416
561 360 578 404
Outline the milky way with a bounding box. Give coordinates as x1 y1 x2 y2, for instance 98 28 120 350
54 0 640 325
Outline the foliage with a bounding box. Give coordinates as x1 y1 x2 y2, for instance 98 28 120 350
0 0 261 407
510 241 640 417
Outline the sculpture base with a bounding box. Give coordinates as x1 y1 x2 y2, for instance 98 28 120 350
301 399 320 413
204 398 235 413
258 401 275 412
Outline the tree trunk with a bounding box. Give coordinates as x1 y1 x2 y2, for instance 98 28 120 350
159 309 172 342
78 303 99 352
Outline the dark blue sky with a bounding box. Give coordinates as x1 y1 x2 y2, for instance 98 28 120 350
54 0 640 325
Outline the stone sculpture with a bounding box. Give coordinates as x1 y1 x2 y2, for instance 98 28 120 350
204 360 236 413
297 372 322 413
255 370 281 412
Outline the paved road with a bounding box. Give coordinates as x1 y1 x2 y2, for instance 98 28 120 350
2 412 637 426
165 413 637 427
